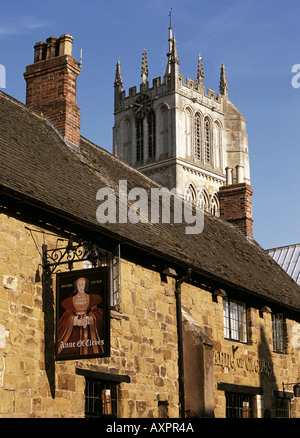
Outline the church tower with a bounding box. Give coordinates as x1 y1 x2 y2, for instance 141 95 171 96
113 21 253 238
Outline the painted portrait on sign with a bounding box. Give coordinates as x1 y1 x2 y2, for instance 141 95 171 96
55 267 110 360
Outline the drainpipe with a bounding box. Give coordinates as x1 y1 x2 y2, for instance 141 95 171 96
175 267 192 419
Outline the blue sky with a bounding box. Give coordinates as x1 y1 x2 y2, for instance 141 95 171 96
1 0 299 250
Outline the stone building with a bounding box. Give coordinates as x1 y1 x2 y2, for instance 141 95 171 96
0 33 299 419
113 24 252 238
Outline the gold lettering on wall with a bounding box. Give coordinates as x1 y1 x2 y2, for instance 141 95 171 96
213 350 273 377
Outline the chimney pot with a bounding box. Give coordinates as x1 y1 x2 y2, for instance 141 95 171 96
236 165 244 184
225 167 233 185
34 41 47 63
46 37 59 59
59 34 74 57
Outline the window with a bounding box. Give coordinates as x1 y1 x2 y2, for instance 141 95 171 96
204 116 211 164
83 244 121 308
223 297 247 343
210 194 220 217
122 118 132 163
136 118 144 162
226 393 253 418
85 379 117 418
77 369 130 418
276 397 290 418
185 107 192 157
147 110 156 158
213 121 222 168
272 313 285 353
159 105 168 155
197 188 209 212
195 113 202 161
184 184 196 204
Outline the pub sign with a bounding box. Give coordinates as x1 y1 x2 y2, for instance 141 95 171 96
55 267 110 360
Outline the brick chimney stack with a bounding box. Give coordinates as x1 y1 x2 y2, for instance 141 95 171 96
24 34 81 148
219 165 254 239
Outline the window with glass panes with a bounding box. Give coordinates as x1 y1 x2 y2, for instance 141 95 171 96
225 393 253 418
276 397 290 418
223 297 247 343
85 379 117 418
272 313 285 353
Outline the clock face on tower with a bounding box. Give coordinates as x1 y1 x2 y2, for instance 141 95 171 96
132 94 153 118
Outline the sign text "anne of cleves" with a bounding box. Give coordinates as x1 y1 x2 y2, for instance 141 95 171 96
214 349 273 377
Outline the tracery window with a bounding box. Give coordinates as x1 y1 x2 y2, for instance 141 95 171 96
195 113 202 161
213 121 221 168
204 116 211 165
210 194 220 217
184 184 196 204
147 110 156 158
136 118 144 162
197 189 209 212
185 107 192 157
159 105 168 155
122 118 132 163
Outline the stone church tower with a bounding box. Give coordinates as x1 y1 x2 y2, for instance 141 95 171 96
113 24 253 238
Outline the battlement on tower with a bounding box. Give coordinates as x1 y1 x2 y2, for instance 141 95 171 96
115 72 224 114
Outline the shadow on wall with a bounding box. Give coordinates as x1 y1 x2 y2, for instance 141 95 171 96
258 325 278 418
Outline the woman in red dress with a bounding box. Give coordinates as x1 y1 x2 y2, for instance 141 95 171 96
57 277 104 357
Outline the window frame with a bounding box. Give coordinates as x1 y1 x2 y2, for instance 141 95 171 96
272 313 285 353
135 117 144 162
276 396 290 418
76 368 130 419
147 110 156 159
223 297 248 343
85 378 118 418
225 392 254 418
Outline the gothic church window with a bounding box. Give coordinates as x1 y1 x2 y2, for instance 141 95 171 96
185 107 192 157
122 118 132 163
204 116 211 165
136 118 144 162
159 105 168 155
184 184 196 204
210 194 220 217
147 110 156 158
195 113 202 161
213 121 222 169
197 189 209 212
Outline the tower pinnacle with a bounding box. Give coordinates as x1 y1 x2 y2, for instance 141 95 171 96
141 49 149 84
219 64 228 97
197 53 204 85
114 60 123 89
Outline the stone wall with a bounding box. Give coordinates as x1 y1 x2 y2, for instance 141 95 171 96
0 212 180 417
0 212 299 418
181 283 300 418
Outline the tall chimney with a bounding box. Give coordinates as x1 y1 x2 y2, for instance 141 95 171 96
219 166 253 239
24 34 81 148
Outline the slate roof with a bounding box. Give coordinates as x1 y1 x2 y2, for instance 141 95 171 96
0 90 300 313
